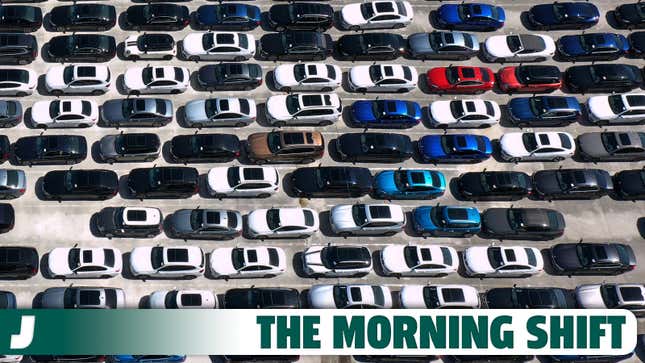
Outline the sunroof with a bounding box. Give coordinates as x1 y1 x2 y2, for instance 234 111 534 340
619 133 631 145
167 248 189 262
62 102 71 113
82 250 92 263
369 205 391 219
350 287 362 301
465 101 476 113
383 66 393 77
375 2 394 12
79 291 101 306
283 132 305 145
243 167 263 180
76 66 96 78
461 68 475 78
155 68 164 78
386 101 397 113
246 249 258 263
219 99 229 111
307 65 317 75
627 95 645 107
442 288 465 303
302 95 323 107
504 249 517 262
456 136 467 148
216 33 235 44
446 208 468 220
410 171 425 184
538 134 550 145
420 248 431 261
127 210 147 221
205 211 220 225
444 33 454 43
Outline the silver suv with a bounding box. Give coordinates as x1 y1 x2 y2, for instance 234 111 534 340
98 133 160 164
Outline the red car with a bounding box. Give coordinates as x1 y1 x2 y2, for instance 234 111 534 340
497 65 562 93
426 66 495 94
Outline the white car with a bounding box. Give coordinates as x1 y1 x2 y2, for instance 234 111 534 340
500 131 576 162
348 64 417 93
123 34 176 60
246 207 319 239
149 290 217 309
45 65 111 96
399 285 480 309
330 203 405 237
340 1 413 30
47 247 122 279
483 34 556 62
302 245 372 277
265 93 341 126
30 100 98 129
273 63 342 92
123 66 189 95
207 166 279 198
576 284 645 314
209 246 286 278
381 244 459 277
429 99 500 128
129 246 205 279
463 246 544 277
183 98 256 128
182 32 255 61
588 94 645 125
0 68 36 96
308 284 393 309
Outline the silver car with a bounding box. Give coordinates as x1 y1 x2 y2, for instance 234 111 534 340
578 132 645 162
40 287 125 309
100 98 173 128
407 31 479 60
183 98 256 128
166 209 242 240
98 133 161 164
0 169 26 200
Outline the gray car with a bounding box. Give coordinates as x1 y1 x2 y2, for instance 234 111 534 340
0 169 26 199
0 101 21 128
100 98 173 127
183 98 256 128
98 133 161 164
407 31 479 60
165 208 242 240
40 287 125 309
578 132 645 162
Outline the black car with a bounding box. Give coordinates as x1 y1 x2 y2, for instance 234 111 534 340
533 169 613 200
0 136 9 163
42 169 119 201
337 33 406 61
613 169 645 200
223 288 300 309
564 64 643 93
485 287 576 309
0 6 42 32
0 101 21 127
290 166 373 198
480 207 565 240
550 355 634 363
169 134 241 163
268 3 334 31
550 242 636 276
47 34 116 63
335 133 414 163
0 34 37 65
13 135 87 166
0 290 15 308
615 2 645 29
197 63 262 91
259 32 332 61
628 31 645 58
125 4 190 31
127 166 198 199
30 357 105 363
193 4 261 31
457 171 532 201
0 204 13 234
224 357 299 363
0 246 38 279
449 356 534 363
48 4 116 32
354 356 438 363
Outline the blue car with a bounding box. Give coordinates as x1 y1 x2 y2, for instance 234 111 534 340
436 3 505 31
112 356 186 363
373 169 446 200
412 205 481 237
417 134 492 163
528 2 599 30
557 33 629 61
194 4 261 30
350 100 421 129
507 96 582 127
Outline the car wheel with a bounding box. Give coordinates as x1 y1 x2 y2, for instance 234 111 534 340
301 158 314 164
53 275 63 279
318 120 332 126
339 232 350 238
36 124 46 129
280 86 291 93
234 56 245 62
552 156 564 162
104 158 116 165
256 235 267 240
510 157 521 163
298 234 309 239
273 121 286 127
350 25 360 31
184 275 196 280
144 156 156 162
192 122 203 129
91 90 103 96
384 231 397 237
162 55 173 60
356 88 367 93
263 274 275 278
321 87 332 92
78 124 90 128
18 59 28 65
152 121 162 127
146 233 156 238
138 275 149 280
170 89 180 95
129 55 140 61
235 122 246 127
275 26 285 32
254 193 270 199
397 88 408 93
15 92 26 97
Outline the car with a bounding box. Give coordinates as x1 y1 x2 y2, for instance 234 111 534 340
497 65 562 94
95 207 163 239
373 169 445 200
551 242 636 276
0 170 25 200
48 4 116 32
259 32 332 61
197 63 262 91
40 287 125 309
587 94 645 125
194 3 261 31
557 33 630 62
13 134 87 165
549 355 633 363
457 171 532 201
47 35 116 63
45 65 111 96
533 169 613 200
165 209 242 240
47 246 122 279
499 131 576 162
464 246 544 278
0 246 38 279
629 32 645 58
435 3 505 31
0 6 42 32
485 287 576 309
340 1 413 30
112 356 185 363
576 284 645 315
614 169 645 200
527 2 599 30
148 290 216 309
30 357 105 363
98 133 161 164
614 2 645 29
336 33 405 61
417 134 493 163
308 284 392 309
246 131 324 164
350 100 421 129
399 285 480 309
578 132 645 162
124 4 190 31
101 98 173 128
428 99 500 128
265 93 341 126
348 64 417 93
123 34 176 61
565 64 643 94
302 245 372 277
123 66 189 95
480 207 565 240
507 96 582 127
0 204 13 234
483 34 555 62
268 3 333 31
129 246 204 279
0 291 15 309
354 357 440 363
0 34 37 65
42 169 118 201
223 288 300 309
330 203 405 237
272 63 341 93
381 244 459 277
30 100 98 129
0 101 22 127
210 246 287 279
0 68 36 96
412 205 481 237
0 137 9 164
181 32 255 61
427 66 495 94
169 134 241 163
291 166 372 198
183 97 256 128
246 207 319 239
127 167 198 199
335 133 413 163
206 166 279 198
407 31 479 61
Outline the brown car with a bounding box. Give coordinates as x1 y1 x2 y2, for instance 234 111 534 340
246 131 324 164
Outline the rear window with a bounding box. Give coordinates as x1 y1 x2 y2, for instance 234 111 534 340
103 249 115 267
525 248 537 266
558 133 572 149
268 248 279 266
441 288 465 303
303 210 315 226
440 247 453 265
238 99 250 115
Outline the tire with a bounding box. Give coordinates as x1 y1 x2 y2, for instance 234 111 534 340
138 275 150 280
129 55 140 61
318 120 332 126
397 88 408 93
393 23 404 29
280 87 291 93
321 87 332 92
257 193 270 198
298 235 308 239
193 123 203 129
234 56 245 62
552 156 564 162
15 92 26 97
91 90 103 96
301 158 314 164
275 26 285 32
105 158 115 165
36 124 46 129
78 124 90 128
256 235 267 240
170 89 180 95
356 88 367 93
510 157 521 163
349 25 360 31
235 122 246 127
273 121 286 127
384 231 397 237
130 91 140 96
146 233 156 238
163 55 173 60
339 232 350 238
184 275 196 280
144 157 156 162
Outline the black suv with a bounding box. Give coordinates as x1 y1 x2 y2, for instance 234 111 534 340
0 101 21 127
42 169 119 201
613 169 645 201
480 207 566 240
13 135 87 166
0 6 42 32
533 168 613 200
98 133 161 164
268 3 334 31
485 287 576 309
0 34 37 65
335 133 414 163
47 34 116 63
551 243 637 276
169 134 241 163
223 288 300 309
457 171 533 201
95 207 163 238
197 63 262 91
565 64 643 93
259 32 332 61
127 167 199 199
290 166 373 198
0 246 38 279
0 204 13 234
48 4 116 32
337 33 405 60
124 4 190 31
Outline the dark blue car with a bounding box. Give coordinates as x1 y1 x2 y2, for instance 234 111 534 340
412 205 481 237
628 31 645 58
350 100 421 129
373 169 446 200
112 356 186 363
436 3 505 31
528 2 599 30
194 4 261 30
557 33 629 61
507 96 582 127
417 134 492 163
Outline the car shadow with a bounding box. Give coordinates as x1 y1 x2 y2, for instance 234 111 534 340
116 42 130 62
90 141 106 164
175 105 190 128
292 251 308 278
402 210 419 237
40 43 56 63
540 248 559 276
189 70 205 92
39 252 52 279
138 295 150 309
117 174 136 200
605 11 625 30
32 292 44 308
161 140 178 164
197 173 215 199
417 72 434 94
637 217 645 239
36 74 50 96
318 210 335 237
34 176 51 202
371 249 388 277
121 252 138 280
497 104 517 128
448 178 469 202
456 250 470 278
115 74 130 96
89 213 105 238
520 11 538 31
326 138 343 163
254 103 272 127
264 70 280 92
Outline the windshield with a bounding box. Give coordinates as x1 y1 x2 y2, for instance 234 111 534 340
529 97 546 117
522 133 538 152
487 247 503 269
141 67 154 85
351 205 367 227
446 67 460 84
333 286 349 308
285 95 300 115
151 247 164 269
403 246 420 268
600 285 620 308
360 3 375 19
267 132 282 153
190 210 203 230
601 133 619 153
266 209 281 230
506 35 522 52
607 95 626 115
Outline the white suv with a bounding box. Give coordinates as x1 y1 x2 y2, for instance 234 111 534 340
588 94 645 125
330 204 405 237
45 65 111 96
399 285 480 308
464 246 544 278
340 1 413 30
265 93 341 127
273 63 342 92
149 290 217 309
207 166 279 198
182 32 255 61
348 64 417 93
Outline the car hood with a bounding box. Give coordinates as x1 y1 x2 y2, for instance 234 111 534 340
557 35 585 57
129 247 154 274
41 288 67 308
587 96 615 120
47 37 69 57
341 3 365 26
438 5 460 24
500 133 529 157
168 209 194 234
98 135 117 156
303 246 325 272
464 247 493 274
291 168 319 193
184 100 209 123
260 34 284 55
575 285 605 308
101 100 127 123
266 95 291 120
123 68 146 90
399 286 427 308
47 248 71 276
246 133 270 158
485 289 516 308
418 135 445 158
308 285 336 309
458 172 486 195
330 204 356 230
381 245 408 273
246 209 270 234
148 291 168 308
408 33 433 53
507 98 536 121
182 33 208 56
481 209 513 234
533 171 562 195
210 248 236 275
30 101 53 124
551 244 582 271
577 133 606 157
529 4 558 25
351 101 377 122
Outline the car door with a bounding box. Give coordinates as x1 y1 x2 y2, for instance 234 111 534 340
74 265 108 277
274 225 305 237
157 264 191 277
496 264 531 276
